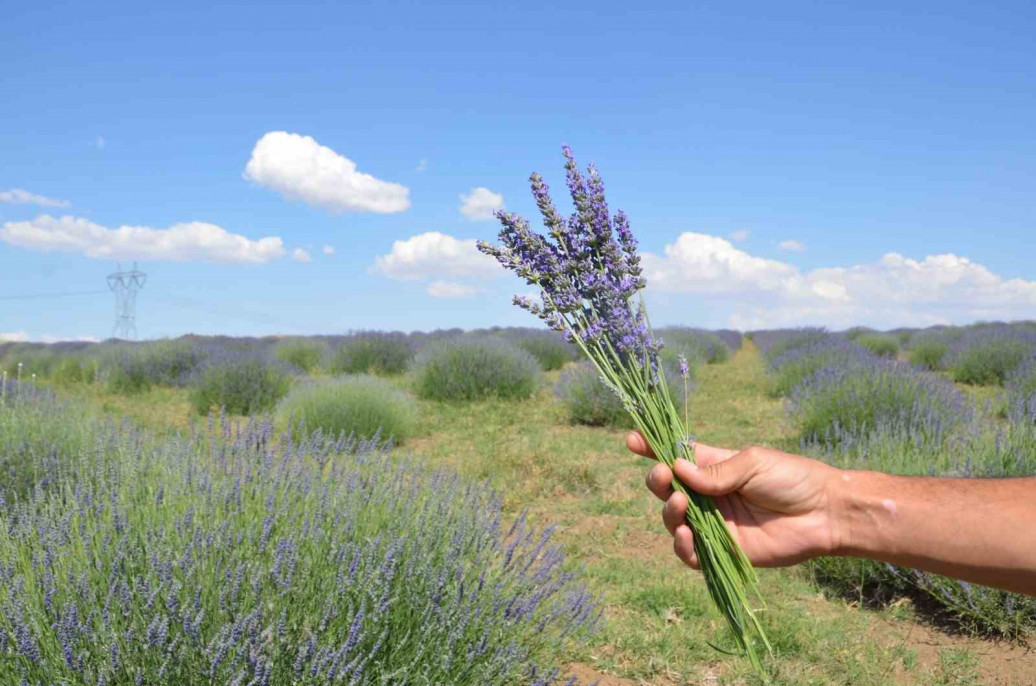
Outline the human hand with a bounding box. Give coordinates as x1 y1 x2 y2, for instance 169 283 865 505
627 432 842 569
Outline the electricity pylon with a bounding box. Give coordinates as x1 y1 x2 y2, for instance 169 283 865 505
107 263 146 340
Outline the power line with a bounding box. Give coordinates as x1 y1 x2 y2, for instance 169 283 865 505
0 289 108 301
150 293 313 334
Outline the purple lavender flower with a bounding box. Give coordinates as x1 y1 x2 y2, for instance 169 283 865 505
479 146 771 672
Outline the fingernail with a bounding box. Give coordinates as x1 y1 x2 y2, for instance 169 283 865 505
675 458 697 471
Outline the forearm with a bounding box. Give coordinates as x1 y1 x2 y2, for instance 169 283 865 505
831 470 1036 595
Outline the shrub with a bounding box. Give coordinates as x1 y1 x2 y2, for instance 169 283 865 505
713 329 743 352
102 340 204 393
0 344 65 379
790 359 972 453
0 410 600 685
503 329 576 371
274 337 326 373
556 361 686 428
0 384 97 501
950 330 1035 386
753 327 829 359
411 338 539 401
278 375 416 443
908 336 950 370
855 333 900 358
1007 357 1036 424
843 326 873 342
767 337 870 398
188 357 291 415
327 332 413 375
50 355 98 385
660 328 731 364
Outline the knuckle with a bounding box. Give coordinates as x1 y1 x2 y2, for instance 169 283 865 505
741 446 763 461
704 462 725 480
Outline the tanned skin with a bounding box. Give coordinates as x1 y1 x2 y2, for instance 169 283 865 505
627 432 1036 596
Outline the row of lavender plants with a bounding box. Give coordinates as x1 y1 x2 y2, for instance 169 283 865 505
759 328 1036 635
0 327 740 418
0 387 600 685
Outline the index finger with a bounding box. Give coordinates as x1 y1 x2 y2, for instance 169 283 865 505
626 431 655 459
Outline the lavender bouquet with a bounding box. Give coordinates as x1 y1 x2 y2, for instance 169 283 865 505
478 147 772 671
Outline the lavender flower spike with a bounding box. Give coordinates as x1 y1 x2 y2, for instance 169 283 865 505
478 146 773 673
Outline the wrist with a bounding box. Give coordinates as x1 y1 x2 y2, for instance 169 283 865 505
827 468 894 559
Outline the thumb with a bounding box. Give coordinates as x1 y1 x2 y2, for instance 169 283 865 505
673 450 758 496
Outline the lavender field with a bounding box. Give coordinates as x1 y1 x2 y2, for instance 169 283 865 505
1 322 1035 684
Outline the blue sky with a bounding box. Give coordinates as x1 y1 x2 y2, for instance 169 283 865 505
2 1 1035 340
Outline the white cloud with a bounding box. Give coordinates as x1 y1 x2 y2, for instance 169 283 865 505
0 189 70 208
1 333 99 344
415 158 428 172
729 229 750 242
459 187 504 221
243 131 410 214
778 239 807 252
643 233 798 294
291 248 312 263
1 214 286 264
643 232 1036 328
39 334 101 344
322 244 335 255
372 231 498 281
92 136 105 149
426 281 478 298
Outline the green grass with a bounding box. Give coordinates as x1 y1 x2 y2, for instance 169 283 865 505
37 340 1026 684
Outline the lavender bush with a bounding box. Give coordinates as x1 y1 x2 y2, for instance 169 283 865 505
556 361 685 428
277 375 417 443
0 343 68 378
947 326 1036 386
274 338 326 374
767 335 871 398
410 338 540 402
477 146 770 671
1006 357 1036 424
712 329 743 353
658 328 732 364
102 340 204 394
907 333 950 371
326 332 414 376
752 327 829 359
51 356 99 385
790 357 972 452
187 354 292 415
498 328 578 371
0 399 600 685
854 333 899 359
0 382 96 502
